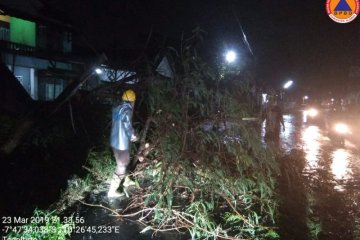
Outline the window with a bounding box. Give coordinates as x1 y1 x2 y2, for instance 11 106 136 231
45 79 63 101
0 27 9 41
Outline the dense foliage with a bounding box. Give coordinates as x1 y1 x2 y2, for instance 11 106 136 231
122 34 280 239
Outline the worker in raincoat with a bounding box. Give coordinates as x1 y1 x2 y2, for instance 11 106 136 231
108 89 138 198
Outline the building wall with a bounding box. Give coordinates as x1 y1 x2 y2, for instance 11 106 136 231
5 53 48 69
4 54 72 70
10 17 36 47
1 13 76 101
0 15 10 41
4 54 74 100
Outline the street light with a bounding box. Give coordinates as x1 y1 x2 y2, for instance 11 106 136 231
303 95 309 104
283 80 293 89
225 50 237 63
95 68 103 74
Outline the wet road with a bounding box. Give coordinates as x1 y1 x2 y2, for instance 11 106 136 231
273 112 360 240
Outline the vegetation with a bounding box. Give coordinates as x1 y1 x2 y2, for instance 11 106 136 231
105 32 281 239
4 32 281 239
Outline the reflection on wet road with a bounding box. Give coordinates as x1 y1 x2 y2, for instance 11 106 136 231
275 113 360 239
301 125 321 170
280 113 358 190
331 149 352 186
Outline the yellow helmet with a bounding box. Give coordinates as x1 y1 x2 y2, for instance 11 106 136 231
122 89 136 102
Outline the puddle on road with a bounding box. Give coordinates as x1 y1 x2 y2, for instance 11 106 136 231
269 113 360 240
301 125 322 170
331 149 352 190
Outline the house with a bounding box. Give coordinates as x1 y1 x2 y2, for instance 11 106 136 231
0 0 83 102
0 0 175 106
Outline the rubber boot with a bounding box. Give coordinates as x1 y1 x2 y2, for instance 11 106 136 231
107 173 124 198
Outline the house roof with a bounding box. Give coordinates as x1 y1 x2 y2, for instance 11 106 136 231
0 0 72 30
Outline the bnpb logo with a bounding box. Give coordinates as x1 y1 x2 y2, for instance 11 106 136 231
326 0 359 23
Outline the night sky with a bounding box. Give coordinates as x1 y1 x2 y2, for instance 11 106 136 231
33 0 360 95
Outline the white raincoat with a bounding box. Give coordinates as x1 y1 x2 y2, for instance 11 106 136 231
110 102 134 150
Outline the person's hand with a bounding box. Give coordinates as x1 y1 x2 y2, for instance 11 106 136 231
131 133 139 142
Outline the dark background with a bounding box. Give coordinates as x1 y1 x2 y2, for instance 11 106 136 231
6 0 360 96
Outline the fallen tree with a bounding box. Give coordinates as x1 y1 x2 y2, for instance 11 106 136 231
107 34 280 239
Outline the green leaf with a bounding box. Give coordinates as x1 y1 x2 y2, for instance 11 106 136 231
265 229 280 239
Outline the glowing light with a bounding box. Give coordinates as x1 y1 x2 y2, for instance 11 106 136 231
302 126 321 169
283 80 293 89
334 123 349 134
306 108 318 117
95 68 103 74
225 50 237 63
303 108 318 123
302 96 309 104
331 149 351 182
262 93 268 103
